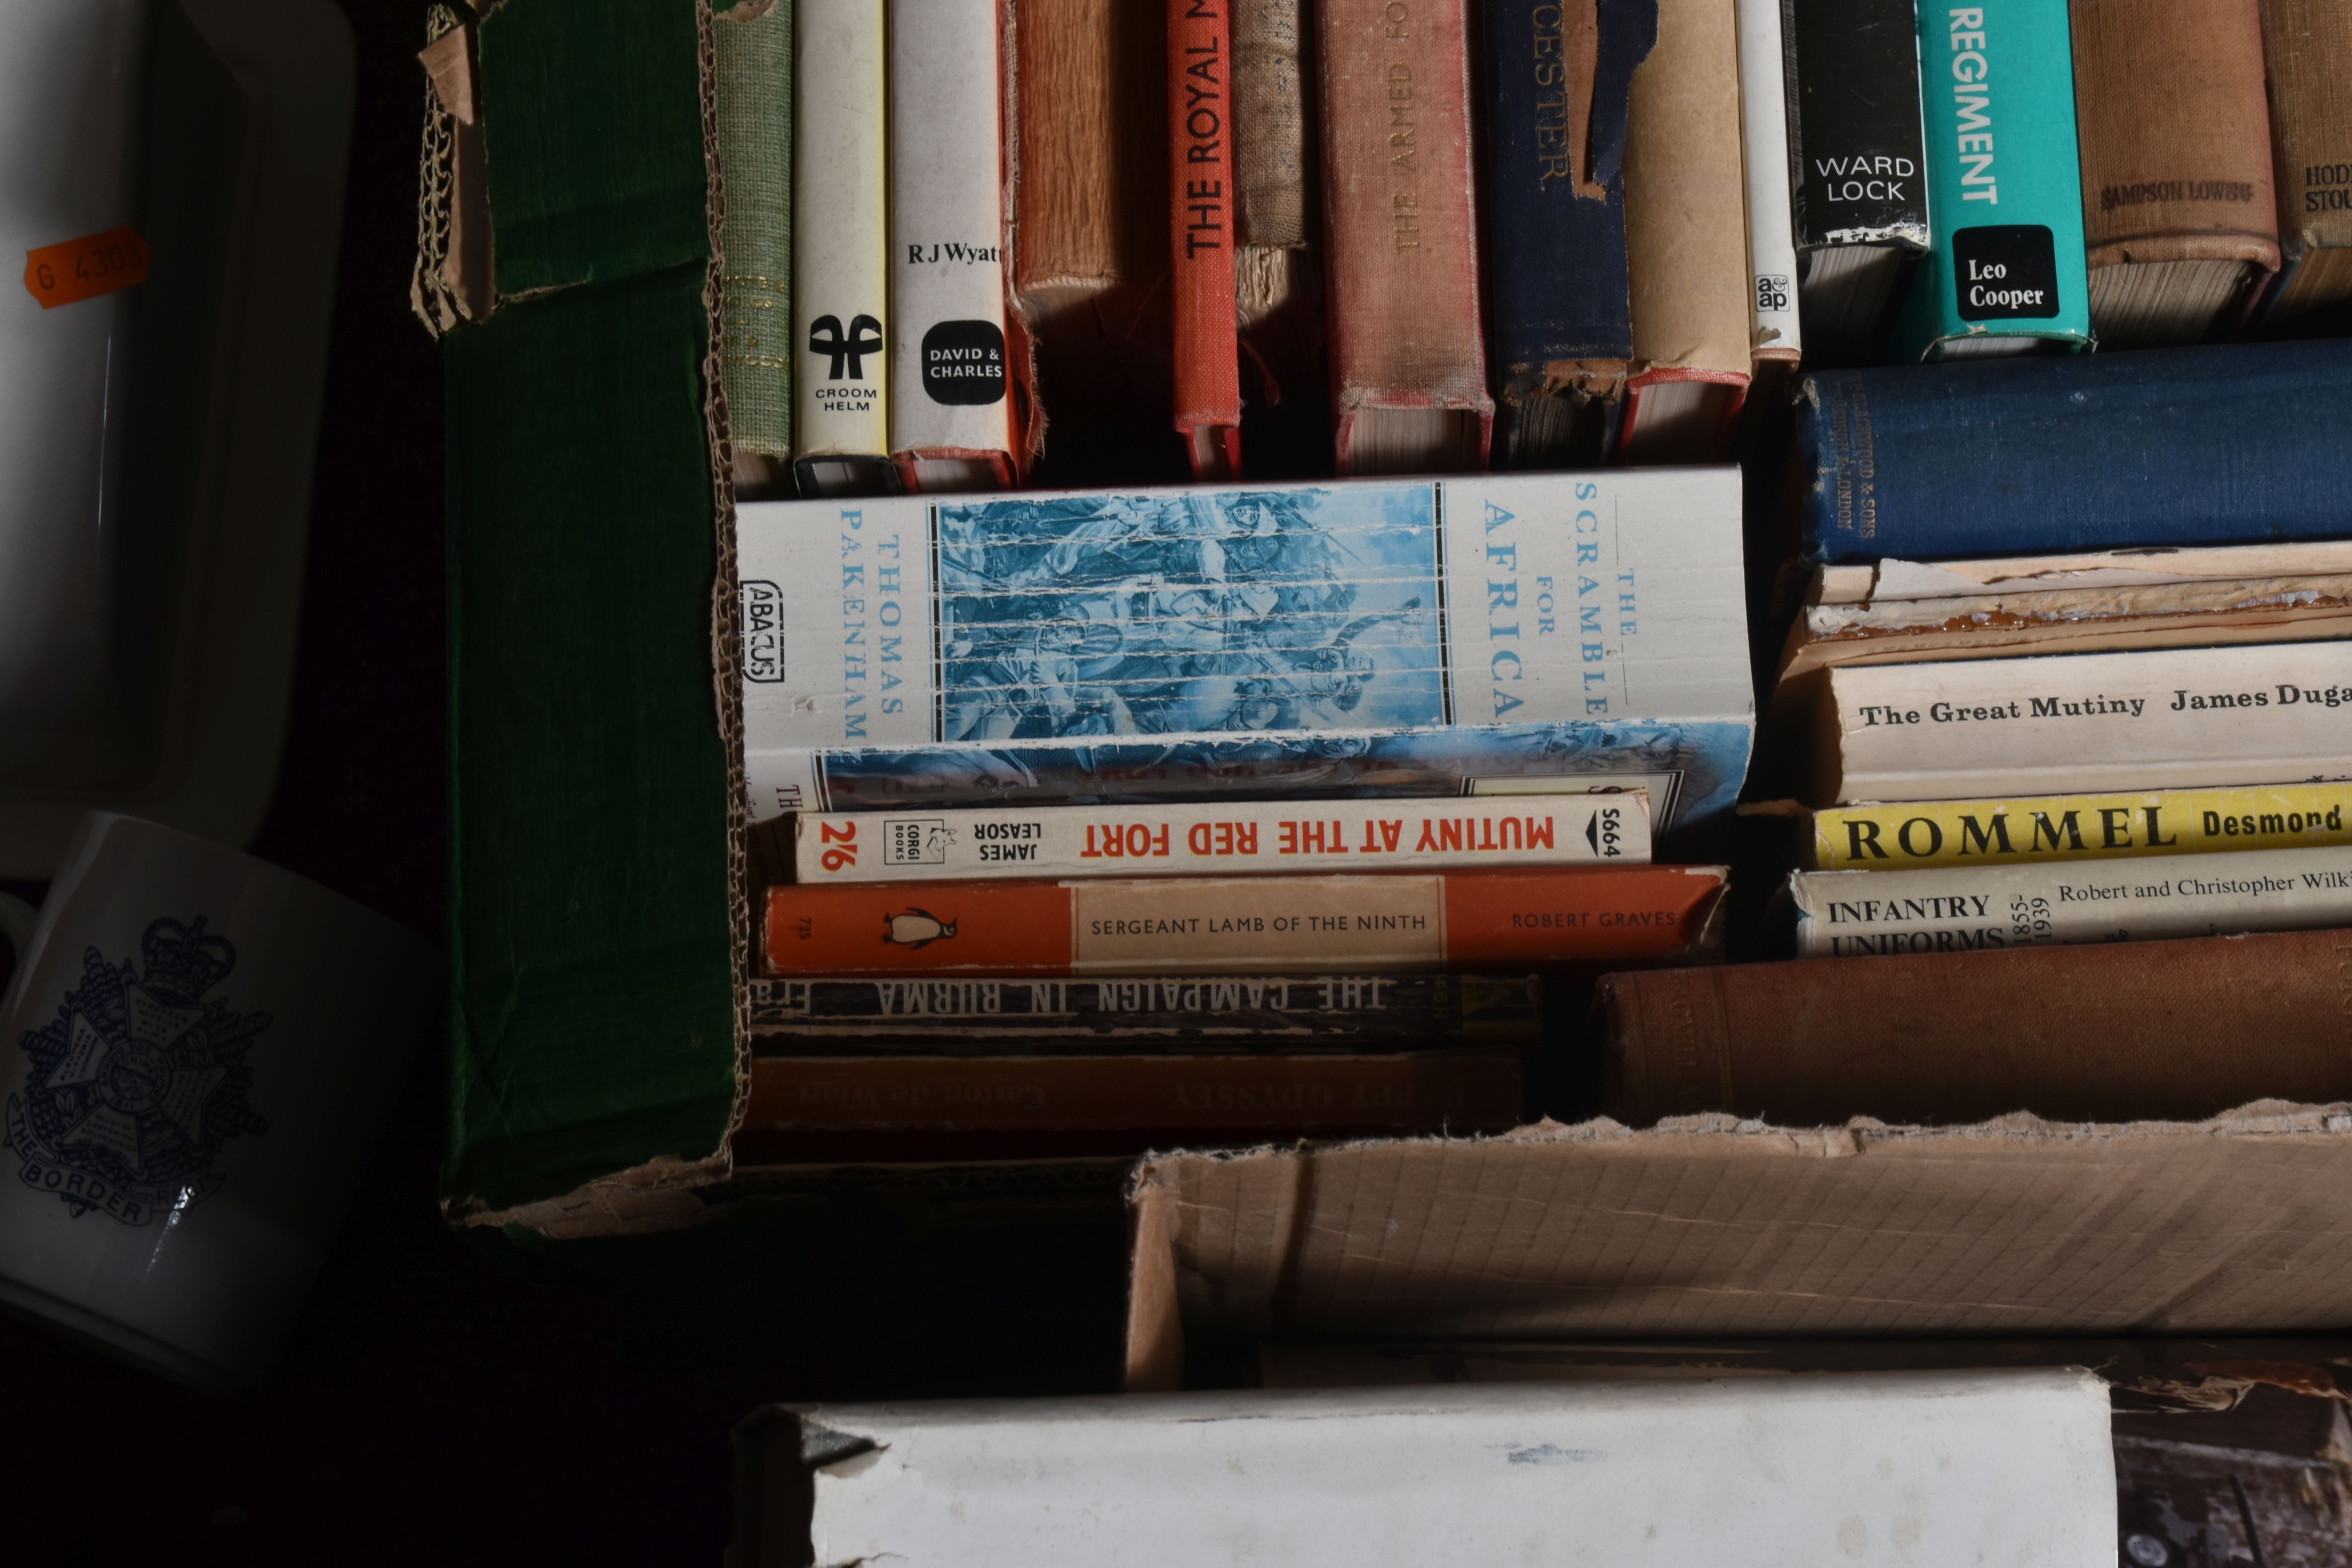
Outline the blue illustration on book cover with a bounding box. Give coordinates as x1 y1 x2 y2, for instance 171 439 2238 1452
740 470 1753 839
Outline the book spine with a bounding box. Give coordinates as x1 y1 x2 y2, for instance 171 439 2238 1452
1822 641 2352 804
747 971 1542 1049
2069 0 2277 273
1232 0 1311 247
1791 846 2352 955
1793 340 2352 563
1317 0 1494 470
888 0 1016 479
1601 928 2352 1127
2253 0 2352 325
793 0 889 464
1890 0 2094 358
1621 0 1752 389
1480 0 1655 399
763 866 1728 975
713 0 794 461
1811 785 2352 868
1780 0 1930 251
736 469 1756 835
1171 0 1245 477
793 794 1652 881
742 1051 1528 1134
1735 0 1800 363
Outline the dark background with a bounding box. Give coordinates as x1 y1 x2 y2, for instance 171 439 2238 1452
0 1 1129 1560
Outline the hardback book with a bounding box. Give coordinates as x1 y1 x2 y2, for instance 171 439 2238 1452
793 0 891 496
1735 0 1801 383
2249 0 2352 334
1788 340 2352 564
1889 0 2094 360
1617 0 1752 463
745 970 1543 1050
1779 0 1931 365
712 0 793 495
1796 640 2352 804
1789 845 2352 955
1318 0 1494 475
1804 784 2352 868
1230 0 1327 472
1479 0 1657 469
1010 0 1175 486
1171 0 1244 478
735 470 1755 841
791 793 1652 882
1773 559 2352 683
738 1051 1528 1145
1599 928 2352 1126
762 865 1729 975
889 0 1018 492
2069 0 2279 347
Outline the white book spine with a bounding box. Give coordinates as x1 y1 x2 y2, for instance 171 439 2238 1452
1791 845 2352 955
1735 0 1800 359
1826 642 2352 802
794 793 1654 882
887 0 1013 466
793 0 891 461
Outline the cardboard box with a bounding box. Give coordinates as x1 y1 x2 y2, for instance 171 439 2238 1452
1122 1102 2352 1390
730 1370 2117 1568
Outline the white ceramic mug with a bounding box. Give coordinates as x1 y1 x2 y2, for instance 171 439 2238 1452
0 812 434 1392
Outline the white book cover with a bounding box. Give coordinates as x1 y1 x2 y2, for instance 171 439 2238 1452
887 0 1013 474
1793 845 2352 955
734 469 1756 837
793 0 889 463
793 792 1652 882
1815 540 2352 605
1735 0 1800 361
774 1371 2115 1568
1825 641 2352 802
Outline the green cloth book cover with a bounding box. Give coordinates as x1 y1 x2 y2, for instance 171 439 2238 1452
1893 0 2094 359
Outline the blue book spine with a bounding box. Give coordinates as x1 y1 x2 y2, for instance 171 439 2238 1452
1890 0 2094 359
1481 0 1657 391
740 471 1755 842
1795 339 2352 562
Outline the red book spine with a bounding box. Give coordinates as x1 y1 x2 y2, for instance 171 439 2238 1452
764 867 1727 976
1317 0 1493 475
1171 0 1245 478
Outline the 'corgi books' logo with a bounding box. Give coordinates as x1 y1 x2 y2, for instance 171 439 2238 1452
7 916 270 1226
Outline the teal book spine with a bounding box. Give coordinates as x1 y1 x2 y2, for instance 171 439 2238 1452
1891 0 2093 359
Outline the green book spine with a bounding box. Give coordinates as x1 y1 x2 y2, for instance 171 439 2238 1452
714 1 794 458
1892 0 2094 359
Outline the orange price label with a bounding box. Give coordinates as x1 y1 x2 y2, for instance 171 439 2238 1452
23 226 151 310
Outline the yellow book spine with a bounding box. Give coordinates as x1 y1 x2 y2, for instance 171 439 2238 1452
1811 787 2352 869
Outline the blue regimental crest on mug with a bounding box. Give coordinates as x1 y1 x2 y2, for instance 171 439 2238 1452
5 916 270 1225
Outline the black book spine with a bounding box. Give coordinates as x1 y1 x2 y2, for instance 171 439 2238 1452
1780 0 1930 250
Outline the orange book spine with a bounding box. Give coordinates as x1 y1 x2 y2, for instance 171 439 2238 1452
1171 0 1244 477
741 1052 1526 1135
764 867 1727 976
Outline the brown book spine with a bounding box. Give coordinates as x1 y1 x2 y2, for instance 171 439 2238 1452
1233 0 1313 247
1317 0 1493 473
1171 0 1245 476
742 1051 1526 1134
1600 929 2352 1126
2256 0 2352 319
2070 0 2279 270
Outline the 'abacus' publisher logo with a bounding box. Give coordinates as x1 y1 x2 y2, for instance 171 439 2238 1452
741 580 784 682
920 320 1007 406
1952 225 2061 320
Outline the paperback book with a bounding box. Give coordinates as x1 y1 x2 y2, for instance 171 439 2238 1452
1806 784 2352 868
737 470 1754 841
790 793 1651 882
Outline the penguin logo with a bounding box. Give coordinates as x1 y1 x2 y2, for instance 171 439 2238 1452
883 909 958 949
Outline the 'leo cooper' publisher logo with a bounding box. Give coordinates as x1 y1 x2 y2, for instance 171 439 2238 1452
741 580 784 682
